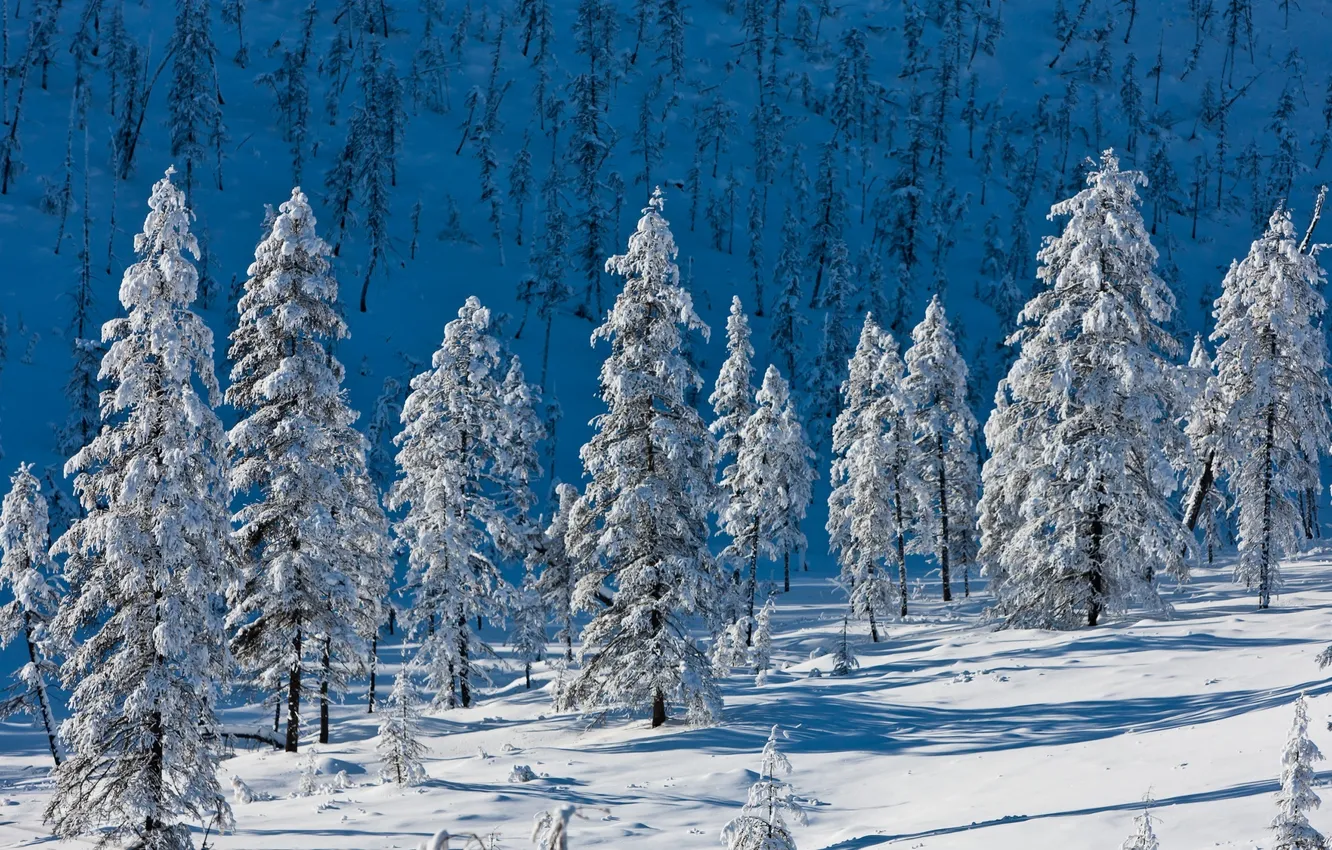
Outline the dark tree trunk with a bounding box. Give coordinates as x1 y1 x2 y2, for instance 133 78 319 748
22 612 59 766
319 639 331 744
937 436 952 602
783 548 790 593
1087 503 1105 627
459 625 471 708
367 632 378 714
1259 403 1276 609
651 689 666 728
285 629 301 752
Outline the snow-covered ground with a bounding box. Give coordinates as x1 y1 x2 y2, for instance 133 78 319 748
3 554 1330 849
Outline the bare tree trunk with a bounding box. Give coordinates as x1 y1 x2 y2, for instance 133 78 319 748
1259 404 1276 609
285 629 301 752
22 611 59 766
319 638 331 744
937 437 952 602
367 632 378 713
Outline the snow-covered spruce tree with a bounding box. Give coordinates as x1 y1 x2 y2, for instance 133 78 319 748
901 296 980 601
0 464 61 766
390 298 543 710
1121 805 1160 850
47 169 234 849
978 151 1192 628
226 188 388 751
827 317 913 639
377 669 428 787
1271 696 1327 850
723 725 806 850
169 0 225 198
751 596 774 685
510 569 548 689
561 191 722 728
767 367 816 593
1184 336 1227 565
530 482 578 663
711 296 756 475
711 295 756 622
724 366 817 625
1211 206 1330 610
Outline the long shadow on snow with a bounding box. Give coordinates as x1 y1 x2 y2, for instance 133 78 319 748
818 769 1332 849
580 678 1332 758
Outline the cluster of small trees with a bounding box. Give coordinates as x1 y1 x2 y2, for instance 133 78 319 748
827 296 980 638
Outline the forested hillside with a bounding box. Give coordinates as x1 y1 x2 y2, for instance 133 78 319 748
0 0 1327 519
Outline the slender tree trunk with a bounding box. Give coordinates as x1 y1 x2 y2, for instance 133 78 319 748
525 662 532 689
1087 503 1105 627
367 632 378 714
868 572 879 643
745 518 760 646
319 638 331 744
937 437 952 602
458 624 471 708
783 548 790 593
286 629 301 752
893 475 908 617
1259 403 1276 609
22 612 59 766
274 693 281 732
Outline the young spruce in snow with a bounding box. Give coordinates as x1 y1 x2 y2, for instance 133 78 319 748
901 295 980 601
726 365 817 626
722 725 806 850
1271 696 1327 850
828 315 917 638
390 297 543 710
0 464 61 767
377 670 429 787
561 190 722 728
47 169 234 850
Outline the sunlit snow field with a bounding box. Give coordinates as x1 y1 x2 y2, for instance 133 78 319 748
2 554 1327 849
